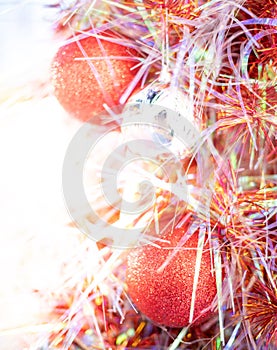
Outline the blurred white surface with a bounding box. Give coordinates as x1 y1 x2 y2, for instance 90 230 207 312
0 96 84 349
0 2 84 349
0 0 58 84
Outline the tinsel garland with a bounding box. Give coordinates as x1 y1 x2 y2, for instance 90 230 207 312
1 1 277 349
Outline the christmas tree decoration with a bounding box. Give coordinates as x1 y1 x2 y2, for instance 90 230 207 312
51 31 140 121
143 0 196 13
2 0 277 349
126 224 218 328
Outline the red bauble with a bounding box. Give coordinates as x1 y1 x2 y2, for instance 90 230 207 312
126 226 217 328
51 32 138 121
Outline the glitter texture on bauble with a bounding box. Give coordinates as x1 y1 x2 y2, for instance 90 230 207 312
126 226 218 328
51 32 139 121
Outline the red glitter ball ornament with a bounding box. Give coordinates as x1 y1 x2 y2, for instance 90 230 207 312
126 226 218 328
51 32 138 121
